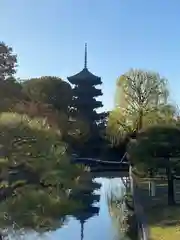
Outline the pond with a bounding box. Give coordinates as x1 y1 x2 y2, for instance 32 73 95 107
1 175 126 240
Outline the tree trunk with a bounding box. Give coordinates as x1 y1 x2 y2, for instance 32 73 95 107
136 109 143 132
166 164 175 205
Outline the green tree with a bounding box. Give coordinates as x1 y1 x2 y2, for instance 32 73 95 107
13 101 69 137
0 42 25 113
22 76 72 113
107 69 177 144
0 112 85 189
21 76 69 136
0 42 17 80
21 76 92 152
127 125 180 205
0 78 25 112
0 112 88 234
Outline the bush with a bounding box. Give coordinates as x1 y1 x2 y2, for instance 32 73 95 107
0 112 86 231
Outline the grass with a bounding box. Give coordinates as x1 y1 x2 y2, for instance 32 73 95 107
135 175 180 239
147 205 180 240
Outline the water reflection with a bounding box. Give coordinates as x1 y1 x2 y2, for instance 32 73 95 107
70 178 101 240
0 175 126 240
107 179 127 240
52 177 126 240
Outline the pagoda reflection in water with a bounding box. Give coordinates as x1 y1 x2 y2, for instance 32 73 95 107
70 180 101 240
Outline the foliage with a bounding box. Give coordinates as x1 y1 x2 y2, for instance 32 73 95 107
0 78 25 112
106 108 135 145
0 112 85 184
13 101 68 136
0 186 69 232
21 77 91 146
107 183 137 240
116 69 169 110
127 125 180 171
142 103 178 126
0 112 87 232
107 69 177 144
22 76 72 113
0 42 17 80
66 117 90 145
13 100 90 144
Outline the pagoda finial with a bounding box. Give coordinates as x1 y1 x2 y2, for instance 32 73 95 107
80 220 84 240
84 43 87 69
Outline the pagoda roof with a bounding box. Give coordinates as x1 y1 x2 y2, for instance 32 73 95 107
67 43 102 85
68 67 101 82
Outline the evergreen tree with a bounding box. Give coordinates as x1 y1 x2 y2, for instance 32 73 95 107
0 42 17 80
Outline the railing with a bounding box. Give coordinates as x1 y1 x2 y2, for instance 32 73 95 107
73 157 128 165
129 165 150 240
72 152 129 165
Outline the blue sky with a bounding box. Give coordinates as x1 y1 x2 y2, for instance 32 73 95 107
1 0 180 111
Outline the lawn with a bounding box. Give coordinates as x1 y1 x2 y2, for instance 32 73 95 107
147 205 180 240
134 175 180 239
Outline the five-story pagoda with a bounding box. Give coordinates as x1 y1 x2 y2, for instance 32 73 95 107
67 44 105 157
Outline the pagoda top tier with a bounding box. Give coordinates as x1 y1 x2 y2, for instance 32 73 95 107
67 44 102 85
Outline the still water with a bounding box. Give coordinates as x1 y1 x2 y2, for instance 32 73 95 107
51 178 125 240
6 177 126 240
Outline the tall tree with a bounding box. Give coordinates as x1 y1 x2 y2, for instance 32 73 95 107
21 77 91 144
22 76 72 113
106 69 180 204
0 42 17 80
107 69 176 144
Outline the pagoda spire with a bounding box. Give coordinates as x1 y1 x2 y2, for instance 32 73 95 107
80 220 84 240
84 43 87 69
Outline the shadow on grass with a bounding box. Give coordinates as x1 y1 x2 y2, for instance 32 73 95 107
147 204 180 226
136 177 180 239
146 204 180 240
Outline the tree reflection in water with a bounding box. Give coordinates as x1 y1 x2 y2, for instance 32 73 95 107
107 179 129 240
0 174 101 240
